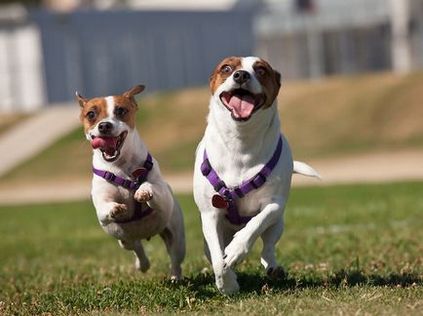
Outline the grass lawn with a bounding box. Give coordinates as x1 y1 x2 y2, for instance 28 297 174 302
1 182 422 315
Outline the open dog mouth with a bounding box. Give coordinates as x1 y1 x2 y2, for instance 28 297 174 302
90 131 127 162
220 89 266 121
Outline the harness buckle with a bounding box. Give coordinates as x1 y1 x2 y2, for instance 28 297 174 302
213 180 226 193
234 187 245 198
222 188 233 201
201 160 212 176
144 159 153 171
251 172 266 189
104 171 116 182
123 179 134 189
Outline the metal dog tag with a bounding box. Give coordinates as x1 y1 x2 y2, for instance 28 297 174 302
132 168 147 181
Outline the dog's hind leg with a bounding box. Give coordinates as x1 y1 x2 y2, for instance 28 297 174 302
260 218 286 279
160 202 185 281
118 239 150 272
204 238 211 264
133 240 150 272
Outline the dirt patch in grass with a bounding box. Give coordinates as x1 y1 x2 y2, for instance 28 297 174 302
0 113 31 136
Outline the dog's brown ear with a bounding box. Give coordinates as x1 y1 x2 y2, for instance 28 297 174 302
274 70 282 88
123 85 145 98
75 91 88 107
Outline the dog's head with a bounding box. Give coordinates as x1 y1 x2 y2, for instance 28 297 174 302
77 85 145 162
209 56 281 122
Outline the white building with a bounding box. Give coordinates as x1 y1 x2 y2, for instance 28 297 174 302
0 5 45 112
256 0 423 79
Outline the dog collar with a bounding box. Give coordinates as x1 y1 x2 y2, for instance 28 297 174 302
92 153 153 191
201 136 283 225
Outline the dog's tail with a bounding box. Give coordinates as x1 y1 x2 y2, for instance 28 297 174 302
293 161 321 179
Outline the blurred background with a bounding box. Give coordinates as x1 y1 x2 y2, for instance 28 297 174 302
2 0 423 109
1 0 423 203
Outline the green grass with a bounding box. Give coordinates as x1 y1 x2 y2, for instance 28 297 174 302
1 182 422 315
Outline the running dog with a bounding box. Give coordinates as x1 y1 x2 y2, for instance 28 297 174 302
77 85 185 280
193 56 319 294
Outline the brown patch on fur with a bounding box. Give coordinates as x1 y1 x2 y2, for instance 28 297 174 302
77 84 145 132
113 84 145 129
209 56 242 94
76 92 88 107
79 98 108 133
209 56 281 108
112 95 138 129
253 59 281 108
123 85 145 99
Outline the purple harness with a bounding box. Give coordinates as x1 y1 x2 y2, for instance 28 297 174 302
201 136 283 225
92 153 154 223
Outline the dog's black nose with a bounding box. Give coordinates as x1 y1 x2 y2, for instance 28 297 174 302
98 122 113 134
233 70 251 84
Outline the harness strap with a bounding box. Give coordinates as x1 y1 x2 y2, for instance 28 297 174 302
201 136 283 225
92 153 153 191
92 153 154 223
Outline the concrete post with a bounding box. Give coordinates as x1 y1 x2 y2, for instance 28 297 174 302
390 0 412 73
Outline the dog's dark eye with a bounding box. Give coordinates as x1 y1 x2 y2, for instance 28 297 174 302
221 65 233 74
114 107 128 118
86 111 96 121
255 67 267 77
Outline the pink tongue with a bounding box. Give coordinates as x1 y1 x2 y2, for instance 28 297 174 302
228 95 255 119
91 137 118 154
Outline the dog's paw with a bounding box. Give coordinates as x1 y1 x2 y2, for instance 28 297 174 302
134 190 152 202
223 238 249 269
169 265 182 282
266 266 287 279
109 203 129 221
170 274 182 283
216 268 239 295
134 184 153 202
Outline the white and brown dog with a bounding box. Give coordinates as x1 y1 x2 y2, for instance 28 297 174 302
193 56 319 294
77 85 185 280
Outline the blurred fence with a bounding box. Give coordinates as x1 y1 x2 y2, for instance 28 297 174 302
30 10 254 104
3 1 423 111
255 0 423 79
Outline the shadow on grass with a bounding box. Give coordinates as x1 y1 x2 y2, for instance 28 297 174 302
179 269 422 298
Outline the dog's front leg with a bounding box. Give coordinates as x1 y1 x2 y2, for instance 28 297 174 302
201 212 239 295
134 181 173 212
92 193 129 224
223 199 286 269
